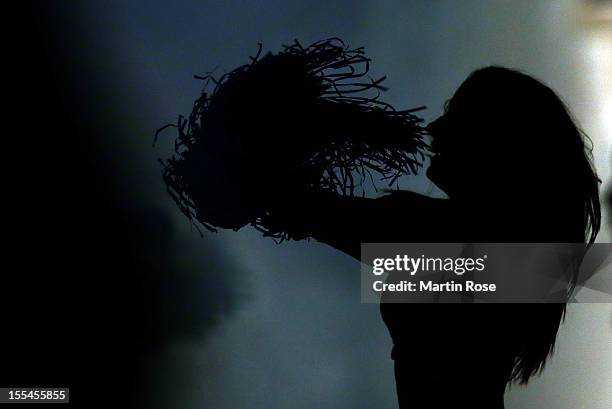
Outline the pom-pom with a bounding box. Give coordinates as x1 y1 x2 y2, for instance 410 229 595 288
156 38 427 239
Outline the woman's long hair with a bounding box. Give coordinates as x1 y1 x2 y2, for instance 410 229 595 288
449 67 601 383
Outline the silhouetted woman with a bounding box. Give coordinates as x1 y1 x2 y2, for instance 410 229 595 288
159 41 601 408
275 66 601 408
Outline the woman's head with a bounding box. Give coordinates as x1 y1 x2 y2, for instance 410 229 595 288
427 66 600 242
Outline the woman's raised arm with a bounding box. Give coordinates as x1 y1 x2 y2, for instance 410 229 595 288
266 190 450 260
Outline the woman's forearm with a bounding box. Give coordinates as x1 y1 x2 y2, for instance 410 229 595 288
266 189 449 260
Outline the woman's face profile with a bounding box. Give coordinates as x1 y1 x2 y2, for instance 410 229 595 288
425 90 480 199
425 111 454 195
425 69 525 200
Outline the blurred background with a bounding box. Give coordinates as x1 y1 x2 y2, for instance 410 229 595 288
12 1 611 408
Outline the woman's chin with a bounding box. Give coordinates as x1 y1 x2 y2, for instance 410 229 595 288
426 164 452 197
426 161 442 185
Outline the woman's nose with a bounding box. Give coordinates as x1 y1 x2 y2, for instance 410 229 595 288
426 116 448 153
